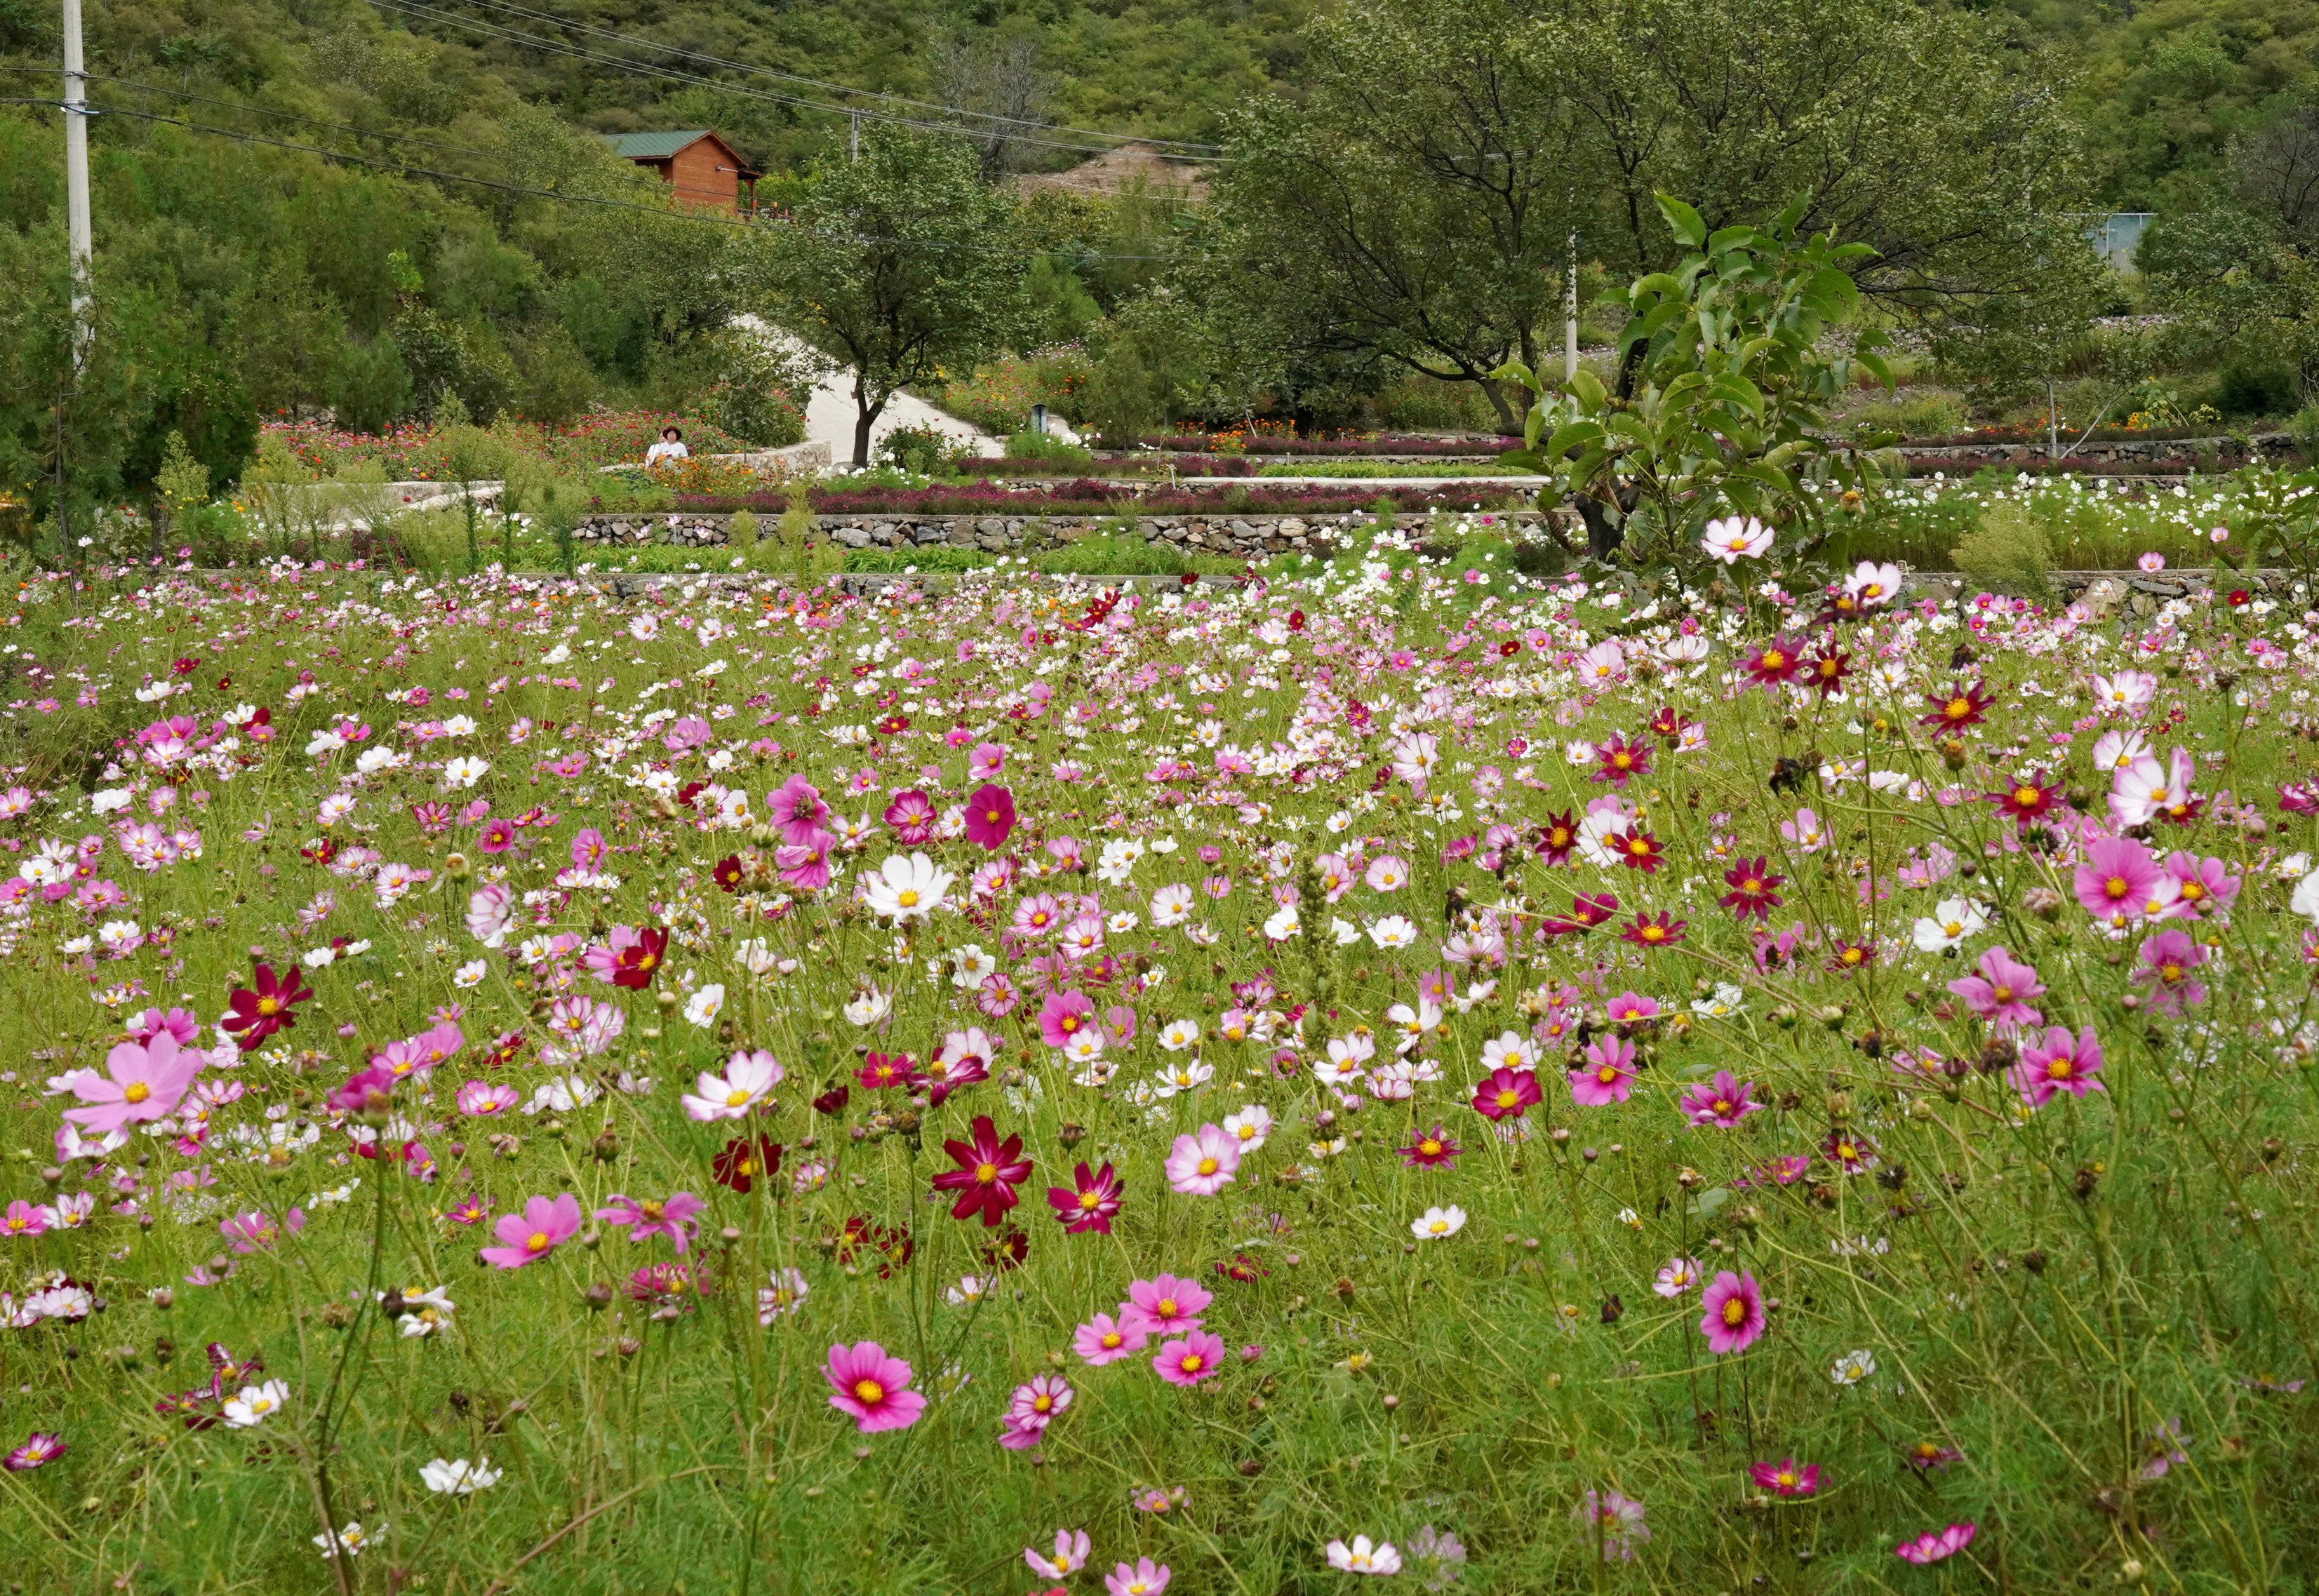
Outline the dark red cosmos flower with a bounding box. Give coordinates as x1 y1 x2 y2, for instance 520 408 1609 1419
1570 890 1620 927
1616 829 1667 872
1620 911 1688 950
1498 639 1520 657
610 927 669 991
485 1028 527 1068
965 782 1016 850
1398 1123 1462 1169
1593 734 1652 788
1648 705 1683 740
836 1214 911 1278
300 837 338 866
1046 1160 1125 1235
1470 1066 1542 1121
1742 634 1809 688
857 1052 922 1092
1920 680 1993 730
170 656 200 676
977 1227 1031 1271
812 1083 852 1116
1533 810 1579 865
1822 1127 1878 1174
1826 941 1876 975
713 1134 783 1194
932 1115 1032 1227
1805 645 1852 696
221 963 312 1051
2228 589 2252 608
1214 1252 1269 1282
875 713 911 736
1986 772 2062 826
1718 857 1787 922
675 779 707 810
711 854 746 892
1288 610 1306 631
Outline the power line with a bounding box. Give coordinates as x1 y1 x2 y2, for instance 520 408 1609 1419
443 0 1222 154
87 100 1177 259
364 0 1228 164
86 72 503 159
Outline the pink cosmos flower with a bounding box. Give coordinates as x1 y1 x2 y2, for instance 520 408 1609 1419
127 1006 201 1046
456 1079 520 1116
3 1200 47 1238
64 1031 203 1135
681 1049 783 1122
1106 1558 1170 1596
2132 927 2207 1015
2012 1024 2105 1106
1654 1257 1704 1297
1152 1329 1226 1387
775 829 836 892
883 789 937 844
1676 1071 1759 1127
1894 1523 1977 1564
2073 835 2158 920
1163 1125 1241 1195
1749 1458 1819 1497
1604 991 1659 1024
1575 1489 1649 1560
770 776 830 843
1568 1035 1636 1106
594 1191 707 1254
1074 1313 1150 1364
823 1340 925 1433
1038 990 1100 1050
1946 945 2046 1029
219 1208 305 1254
479 1193 583 1269
965 782 1016 849
1048 1160 1125 1234
1123 1273 1212 1336
1470 1064 1541 1120
1025 1529 1092 1580
1698 1269 1766 1354
2163 850 2239 917
4 1432 67 1470
1007 1372 1074 1431
326 1062 396 1115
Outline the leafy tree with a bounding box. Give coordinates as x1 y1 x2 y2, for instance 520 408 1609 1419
1497 194 1892 567
1210 0 2094 424
749 126 1029 464
2141 85 2319 398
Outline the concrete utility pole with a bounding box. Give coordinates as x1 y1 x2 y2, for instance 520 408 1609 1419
1564 232 1579 384
61 0 94 366
849 110 860 162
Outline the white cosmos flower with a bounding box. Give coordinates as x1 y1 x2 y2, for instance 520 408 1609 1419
1222 1104 1272 1150
440 755 490 790
420 1456 501 1494
1263 904 1302 941
1368 915 1419 950
1158 1019 1201 1052
222 1378 291 1428
862 852 954 923
1410 1205 1466 1240
1910 898 1987 953
683 983 727 1028
843 985 893 1027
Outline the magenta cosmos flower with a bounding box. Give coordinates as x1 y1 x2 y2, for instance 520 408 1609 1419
1568 1035 1636 1107
883 788 937 843
479 1193 583 1269
824 1341 926 1434
2012 1024 2105 1106
594 1191 706 1254
1123 1273 1212 1336
1946 945 2046 1029
1894 1522 1977 1564
931 1115 1033 1226
1749 1458 1819 1497
1470 1064 1541 1121
2132 927 2207 1014
1677 1071 1760 1128
65 1031 203 1135
1163 1125 1240 1195
1106 1559 1171 1596
4 1432 66 1471
965 782 1017 849
1074 1313 1150 1364
1698 1269 1766 1354
770 775 830 843
1153 1329 1227 1387
1038 990 1100 1051
2073 835 2158 920
1047 1160 1125 1234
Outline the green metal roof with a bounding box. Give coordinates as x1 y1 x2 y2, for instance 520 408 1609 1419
603 130 715 160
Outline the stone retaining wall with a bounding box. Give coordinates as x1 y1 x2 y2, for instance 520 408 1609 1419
572 508 1565 558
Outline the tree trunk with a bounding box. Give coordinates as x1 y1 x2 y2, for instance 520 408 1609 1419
850 373 889 468
1478 375 1518 436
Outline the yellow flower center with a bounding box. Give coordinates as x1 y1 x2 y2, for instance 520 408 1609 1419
986 810 1002 824
1419 1139 1442 1155
1723 1298 1748 1325
1078 1190 1102 1210
1596 1066 1619 1084
1156 1298 1178 1317
1760 650 1786 670
2014 786 2040 806
257 996 280 1016
1495 1089 1520 1108
897 889 919 908
123 1081 151 1104
975 1162 998 1184
854 1379 885 1404
1179 1354 1203 1373
726 1089 750 1107
1197 1158 1218 1176
526 1231 549 1253
2105 876 2129 900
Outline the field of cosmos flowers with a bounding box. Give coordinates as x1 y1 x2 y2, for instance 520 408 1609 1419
1 518 2316 1596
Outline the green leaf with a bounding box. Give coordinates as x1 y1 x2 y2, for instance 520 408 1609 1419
1497 448 1549 472
1655 194 1708 249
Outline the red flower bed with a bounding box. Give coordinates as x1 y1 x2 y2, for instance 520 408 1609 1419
672 481 1525 516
